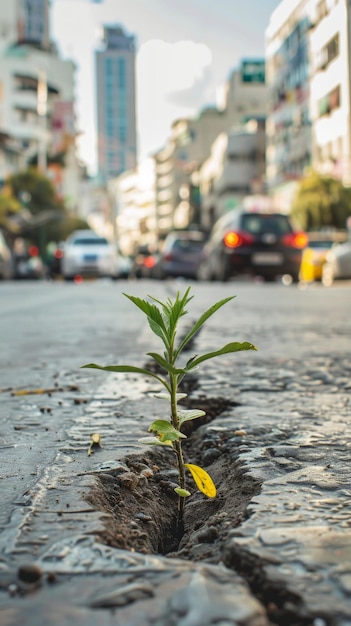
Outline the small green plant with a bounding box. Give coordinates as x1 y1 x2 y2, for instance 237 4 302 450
82 287 257 534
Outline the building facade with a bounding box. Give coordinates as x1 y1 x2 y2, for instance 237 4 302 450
95 25 137 183
266 0 351 210
265 0 312 209
153 59 269 238
309 0 351 184
199 120 267 229
0 0 81 211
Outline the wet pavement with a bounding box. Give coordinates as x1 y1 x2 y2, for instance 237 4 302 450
1 279 351 625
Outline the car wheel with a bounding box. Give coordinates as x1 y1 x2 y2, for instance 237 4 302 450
322 263 334 287
217 260 230 282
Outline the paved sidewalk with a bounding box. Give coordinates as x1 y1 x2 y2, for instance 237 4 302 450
1 281 351 625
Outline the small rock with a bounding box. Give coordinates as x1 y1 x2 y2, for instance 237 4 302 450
194 525 219 543
202 448 221 466
17 563 42 591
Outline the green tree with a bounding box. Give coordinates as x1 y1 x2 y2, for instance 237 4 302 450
8 167 64 216
291 169 351 231
0 189 22 241
6 168 89 258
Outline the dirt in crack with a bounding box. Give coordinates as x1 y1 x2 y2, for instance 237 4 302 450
85 395 261 562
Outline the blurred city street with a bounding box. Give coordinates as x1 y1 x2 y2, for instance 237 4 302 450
1 278 351 625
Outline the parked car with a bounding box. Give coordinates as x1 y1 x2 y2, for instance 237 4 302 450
130 245 161 279
197 209 308 282
158 230 207 279
322 239 351 286
61 230 119 280
13 239 45 279
299 231 347 283
0 230 13 279
117 255 133 279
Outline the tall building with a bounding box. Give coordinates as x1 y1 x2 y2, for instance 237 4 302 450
95 25 137 182
266 0 351 209
17 0 50 49
265 0 312 209
309 0 351 184
0 0 81 211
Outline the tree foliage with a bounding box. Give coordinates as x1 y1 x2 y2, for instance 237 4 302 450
8 168 65 215
5 168 89 251
0 188 22 237
291 169 351 231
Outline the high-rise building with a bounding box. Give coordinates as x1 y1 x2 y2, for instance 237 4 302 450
0 0 81 211
95 25 137 182
18 0 50 49
265 0 351 209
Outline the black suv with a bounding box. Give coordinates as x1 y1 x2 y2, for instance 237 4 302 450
198 209 308 282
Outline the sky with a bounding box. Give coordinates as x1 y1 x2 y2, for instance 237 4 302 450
51 0 281 175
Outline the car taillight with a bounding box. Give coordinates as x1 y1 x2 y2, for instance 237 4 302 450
223 231 255 248
283 232 308 248
28 245 39 257
54 249 63 259
162 253 173 261
144 255 156 268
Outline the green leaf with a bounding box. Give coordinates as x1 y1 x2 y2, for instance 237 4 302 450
174 487 191 497
185 463 216 498
138 436 173 447
150 288 193 339
175 296 236 357
185 341 257 370
147 352 186 376
123 294 169 348
177 409 206 425
81 363 170 391
149 419 186 441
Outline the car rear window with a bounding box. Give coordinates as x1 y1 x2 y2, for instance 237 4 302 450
172 239 205 252
241 214 293 236
73 238 109 245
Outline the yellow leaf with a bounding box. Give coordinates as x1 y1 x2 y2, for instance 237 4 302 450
185 463 216 498
88 433 102 456
90 433 101 445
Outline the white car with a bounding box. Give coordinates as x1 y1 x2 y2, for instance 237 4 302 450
322 239 351 286
62 230 119 280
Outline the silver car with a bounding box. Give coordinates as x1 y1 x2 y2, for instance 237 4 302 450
322 239 351 286
0 230 13 279
62 230 119 280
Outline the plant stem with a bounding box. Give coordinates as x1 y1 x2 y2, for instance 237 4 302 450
170 373 185 536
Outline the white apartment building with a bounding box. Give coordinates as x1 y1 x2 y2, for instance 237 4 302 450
266 0 351 209
0 0 81 212
309 0 351 183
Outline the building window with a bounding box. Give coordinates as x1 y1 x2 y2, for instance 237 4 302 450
318 33 339 70
118 58 126 89
119 124 127 143
318 85 340 117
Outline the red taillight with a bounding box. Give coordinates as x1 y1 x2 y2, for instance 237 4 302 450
144 255 156 268
283 232 308 248
223 231 255 248
54 249 63 259
162 253 173 261
28 245 39 257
